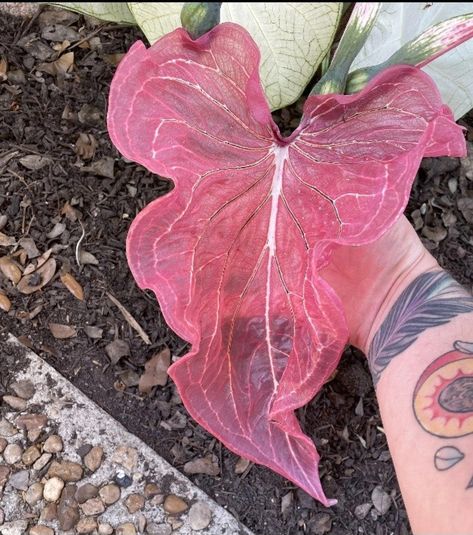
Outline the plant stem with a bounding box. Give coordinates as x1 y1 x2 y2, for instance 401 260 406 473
311 3 380 95
181 2 222 40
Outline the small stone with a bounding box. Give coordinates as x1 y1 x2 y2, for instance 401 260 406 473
29 527 54 535
32 453 52 471
354 503 372 520
310 513 332 535
281 491 293 518
125 493 145 513
98 524 114 535
43 435 63 454
167 518 183 531
15 414 48 442
146 524 171 535
234 456 250 474
76 517 97 534
24 482 44 506
0 520 28 534
22 445 41 466
188 501 212 530
3 443 22 464
10 380 35 400
39 503 57 522
150 494 164 507
2 395 27 411
371 485 392 515
9 469 29 490
99 483 120 505
84 446 104 472
144 482 161 498
0 438 7 453
116 523 136 535
44 476 65 502
77 444 92 458
0 465 10 486
80 497 105 516
76 483 98 503
47 461 83 482
0 507 3 524
0 419 17 437
58 484 79 530
114 471 132 488
163 494 188 515
183 455 219 476
112 446 138 472
137 514 146 533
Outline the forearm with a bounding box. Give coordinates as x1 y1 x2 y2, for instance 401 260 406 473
365 270 473 535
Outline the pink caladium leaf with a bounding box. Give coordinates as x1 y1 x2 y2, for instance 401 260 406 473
108 23 466 505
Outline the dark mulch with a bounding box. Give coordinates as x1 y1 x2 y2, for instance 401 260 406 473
1 8 472 535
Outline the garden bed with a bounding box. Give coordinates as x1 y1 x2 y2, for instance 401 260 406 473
1 8 472 535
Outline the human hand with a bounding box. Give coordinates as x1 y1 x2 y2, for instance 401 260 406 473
319 215 440 354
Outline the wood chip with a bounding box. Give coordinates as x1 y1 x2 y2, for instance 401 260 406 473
139 348 171 393
75 133 98 160
0 56 7 82
60 272 84 301
17 258 56 294
0 256 22 284
38 51 74 75
0 232 15 246
49 323 77 339
46 222 66 239
79 251 99 265
19 155 51 170
0 291 11 312
106 292 151 345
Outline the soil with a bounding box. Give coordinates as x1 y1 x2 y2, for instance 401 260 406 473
0 8 472 535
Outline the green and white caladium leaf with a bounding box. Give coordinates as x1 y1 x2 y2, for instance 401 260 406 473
351 3 473 119
128 2 343 110
48 2 136 24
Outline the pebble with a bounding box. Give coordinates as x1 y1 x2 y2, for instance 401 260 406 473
24 482 44 506
10 380 35 400
29 527 54 535
0 465 10 486
371 485 392 515
163 494 188 515
98 523 114 535
0 438 7 453
146 524 171 535
22 445 41 466
33 453 52 471
137 514 146 533
15 414 48 442
310 513 332 535
76 483 98 503
40 503 57 522
354 502 372 520
188 501 212 530
114 471 132 488
3 443 22 464
0 520 28 535
9 469 29 490
0 418 17 437
112 446 138 471
43 435 63 453
150 494 164 506
99 483 120 505
80 497 105 516
0 507 3 524
84 446 104 472
44 476 65 502
76 517 97 533
234 456 250 474
2 395 27 411
57 483 79 531
48 460 83 482
125 493 145 513
144 482 161 498
116 523 137 535
183 455 219 476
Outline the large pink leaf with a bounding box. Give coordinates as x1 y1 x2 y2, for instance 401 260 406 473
108 23 465 504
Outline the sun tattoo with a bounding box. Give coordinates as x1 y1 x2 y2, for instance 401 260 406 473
413 341 473 438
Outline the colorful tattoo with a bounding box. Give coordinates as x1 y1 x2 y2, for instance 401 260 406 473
413 341 473 438
368 271 473 385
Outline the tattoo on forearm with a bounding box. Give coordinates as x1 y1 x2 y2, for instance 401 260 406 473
413 340 473 490
368 271 473 385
